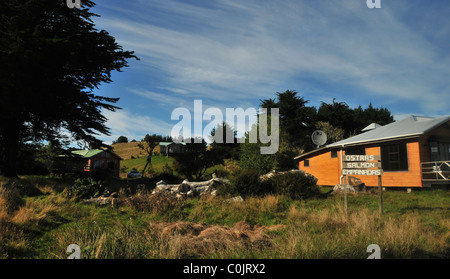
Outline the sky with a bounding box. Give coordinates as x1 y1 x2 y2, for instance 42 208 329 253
86 0 450 144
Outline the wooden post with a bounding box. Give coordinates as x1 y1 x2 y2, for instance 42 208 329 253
344 175 348 215
378 175 383 215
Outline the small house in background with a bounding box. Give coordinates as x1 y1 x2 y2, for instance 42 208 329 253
295 115 450 190
57 149 123 178
159 142 186 156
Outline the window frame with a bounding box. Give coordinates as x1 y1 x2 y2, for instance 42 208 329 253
381 142 409 172
304 159 310 167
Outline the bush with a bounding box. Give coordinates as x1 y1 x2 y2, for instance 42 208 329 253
217 170 319 200
161 163 173 175
267 171 319 199
214 168 230 178
217 169 273 198
66 178 110 200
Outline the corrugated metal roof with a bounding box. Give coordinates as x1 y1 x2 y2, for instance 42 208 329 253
159 142 172 146
71 149 123 160
361 123 383 132
159 142 187 146
327 115 450 148
295 115 450 160
72 149 103 158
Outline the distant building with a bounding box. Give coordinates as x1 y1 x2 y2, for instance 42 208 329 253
159 142 186 156
295 115 450 189
56 149 122 178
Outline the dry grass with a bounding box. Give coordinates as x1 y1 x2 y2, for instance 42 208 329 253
1 178 449 259
147 220 286 259
0 185 28 258
280 203 449 259
11 199 58 227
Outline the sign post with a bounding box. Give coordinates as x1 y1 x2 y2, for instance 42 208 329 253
344 175 348 214
378 175 383 214
342 154 383 215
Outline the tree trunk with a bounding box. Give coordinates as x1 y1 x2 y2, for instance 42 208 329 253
142 155 152 177
0 124 20 178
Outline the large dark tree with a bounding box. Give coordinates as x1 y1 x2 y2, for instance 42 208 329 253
353 103 394 131
317 99 394 137
173 137 222 180
260 90 317 150
0 0 138 177
209 122 240 160
317 99 357 138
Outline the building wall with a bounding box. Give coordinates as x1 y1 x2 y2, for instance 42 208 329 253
419 124 450 162
90 152 121 177
299 150 341 186
299 140 423 187
352 142 422 187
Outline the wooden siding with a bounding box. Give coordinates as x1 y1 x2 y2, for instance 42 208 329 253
299 150 341 186
350 143 422 187
299 140 423 187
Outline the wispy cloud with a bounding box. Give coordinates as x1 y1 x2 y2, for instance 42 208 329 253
93 0 450 121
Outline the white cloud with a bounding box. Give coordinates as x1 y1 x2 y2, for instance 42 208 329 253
94 0 450 118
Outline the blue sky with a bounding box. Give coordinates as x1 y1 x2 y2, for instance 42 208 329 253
87 0 450 144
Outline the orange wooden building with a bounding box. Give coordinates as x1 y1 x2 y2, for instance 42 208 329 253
295 116 450 189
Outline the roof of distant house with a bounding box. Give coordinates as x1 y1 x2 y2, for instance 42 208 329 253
159 142 187 146
59 149 123 160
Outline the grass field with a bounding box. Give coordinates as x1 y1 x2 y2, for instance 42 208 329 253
1 175 449 259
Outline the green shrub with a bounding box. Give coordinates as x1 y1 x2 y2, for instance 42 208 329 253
217 170 319 200
217 169 273 198
214 168 230 178
267 171 319 199
161 163 173 175
66 178 110 200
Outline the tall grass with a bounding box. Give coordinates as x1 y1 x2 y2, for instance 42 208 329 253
1 177 449 259
280 203 449 259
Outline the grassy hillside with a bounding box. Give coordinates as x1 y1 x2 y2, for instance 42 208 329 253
120 155 176 177
112 142 173 178
111 141 161 160
113 141 227 179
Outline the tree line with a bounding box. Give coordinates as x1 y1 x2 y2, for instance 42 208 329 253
133 90 393 179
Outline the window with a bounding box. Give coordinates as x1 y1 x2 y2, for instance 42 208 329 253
304 160 310 167
381 143 408 171
345 148 366 155
331 150 338 158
